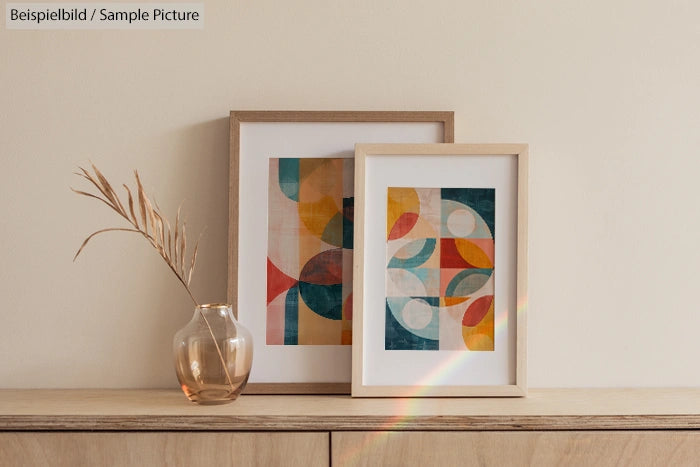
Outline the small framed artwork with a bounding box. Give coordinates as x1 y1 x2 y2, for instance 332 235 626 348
229 111 454 394
352 143 528 397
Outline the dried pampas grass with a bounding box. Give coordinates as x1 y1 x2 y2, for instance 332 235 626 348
72 163 202 306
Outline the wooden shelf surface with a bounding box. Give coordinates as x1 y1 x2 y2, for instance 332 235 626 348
0 388 699 431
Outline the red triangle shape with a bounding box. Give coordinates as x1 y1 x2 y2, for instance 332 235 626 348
267 259 298 304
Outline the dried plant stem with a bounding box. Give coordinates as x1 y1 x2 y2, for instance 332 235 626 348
198 310 236 390
73 164 235 394
72 164 201 306
76 226 198 305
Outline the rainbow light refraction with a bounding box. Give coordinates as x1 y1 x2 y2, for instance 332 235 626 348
339 298 527 465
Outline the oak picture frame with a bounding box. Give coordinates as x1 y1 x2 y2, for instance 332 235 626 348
352 143 528 397
229 111 454 394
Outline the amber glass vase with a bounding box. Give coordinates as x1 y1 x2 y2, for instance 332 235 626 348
173 303 253 405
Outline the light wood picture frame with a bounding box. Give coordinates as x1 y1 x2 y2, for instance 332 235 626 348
229 111 454 394
352 143 528 397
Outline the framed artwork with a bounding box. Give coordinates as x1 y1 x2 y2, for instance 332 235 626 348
228 111 454 394
352 143 528 397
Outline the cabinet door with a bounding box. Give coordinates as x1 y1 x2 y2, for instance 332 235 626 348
332 431 700 466
0 432 329 467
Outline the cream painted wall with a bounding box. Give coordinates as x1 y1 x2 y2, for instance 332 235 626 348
1 0 699 388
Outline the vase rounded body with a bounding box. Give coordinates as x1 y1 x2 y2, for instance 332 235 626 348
173 303 253 405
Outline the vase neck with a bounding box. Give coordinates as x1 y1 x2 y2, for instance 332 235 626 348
195 303 234 320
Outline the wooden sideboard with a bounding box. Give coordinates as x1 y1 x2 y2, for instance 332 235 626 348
1 389 699 466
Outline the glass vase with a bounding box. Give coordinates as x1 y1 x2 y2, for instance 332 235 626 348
173 303 253 405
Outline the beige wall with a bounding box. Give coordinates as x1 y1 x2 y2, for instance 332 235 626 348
1 1 698 388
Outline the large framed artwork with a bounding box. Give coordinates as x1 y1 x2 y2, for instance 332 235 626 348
352 143 527 397
228 111 454 394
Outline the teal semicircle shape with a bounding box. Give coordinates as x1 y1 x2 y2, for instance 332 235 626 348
441 188 495 237
278 158 300 201
386 297 439 341
445 269 493 297
388 238 436 269
385 299 438 350
298 281 343 320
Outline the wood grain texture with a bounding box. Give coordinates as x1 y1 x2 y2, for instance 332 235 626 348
230 110 455 124
352 144 528 397
227 110 454 395
0 389 699 431
516 145 529 395
332 431 700 467
351 144 367 401
228 111 242 317
0 432 328 467
244 383 350 395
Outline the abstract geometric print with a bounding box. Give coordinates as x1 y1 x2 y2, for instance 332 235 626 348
267 158 353 345
385 187 495 351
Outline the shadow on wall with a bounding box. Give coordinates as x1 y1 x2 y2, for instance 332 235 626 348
45 116 235 388
162 117 232 309
156 116 233 388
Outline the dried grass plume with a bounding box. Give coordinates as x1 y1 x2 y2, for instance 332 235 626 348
72 163 201 306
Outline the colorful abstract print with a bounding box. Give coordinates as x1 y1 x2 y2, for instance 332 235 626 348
267 158 353 345
386 187 495 351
